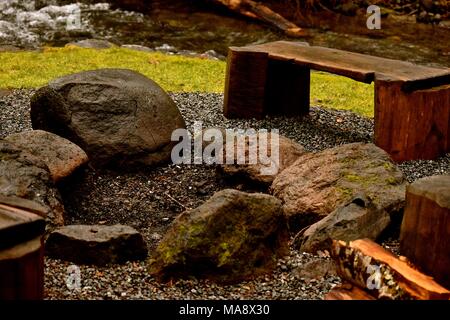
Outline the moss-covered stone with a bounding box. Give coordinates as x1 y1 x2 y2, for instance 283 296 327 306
271 143 407 232
148 189 288 283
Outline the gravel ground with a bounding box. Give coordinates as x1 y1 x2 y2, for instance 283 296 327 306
1 89 449 300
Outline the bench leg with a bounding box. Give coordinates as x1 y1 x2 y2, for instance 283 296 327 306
224 48 269 119
374 81 450 162
265 59 310 117
223 48 310 119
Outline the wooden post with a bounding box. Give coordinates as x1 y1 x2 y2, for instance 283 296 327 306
0 196 46 300
374 82 450 162
223 47 310 119
0 237 44 300
224 47 269 119
400 175 450 289
265 59 310 117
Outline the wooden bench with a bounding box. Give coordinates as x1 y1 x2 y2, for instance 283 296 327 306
223 41 450 162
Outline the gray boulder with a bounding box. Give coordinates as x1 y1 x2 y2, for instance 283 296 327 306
30 68 186 168
148 189 289 283
45 224 148 265
5 130 88 182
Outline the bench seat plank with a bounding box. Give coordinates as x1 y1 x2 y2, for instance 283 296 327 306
234 41 450 91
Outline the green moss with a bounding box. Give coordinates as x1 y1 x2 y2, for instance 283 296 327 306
335 186 354 199
385 177 398 185
217 242 232 267
0 47 375 117
383 162 395 171
344 174 363 182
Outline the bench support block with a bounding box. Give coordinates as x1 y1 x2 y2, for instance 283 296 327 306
374 82 450 162
224 48 310 119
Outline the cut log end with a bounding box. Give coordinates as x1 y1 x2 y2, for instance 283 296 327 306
330 239 450 300
325 283 376 300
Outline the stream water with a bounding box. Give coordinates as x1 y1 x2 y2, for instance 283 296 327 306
0 0 449 67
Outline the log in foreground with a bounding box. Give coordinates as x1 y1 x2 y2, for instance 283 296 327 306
0 197 46 300
325 283 376 300
400 175 450 289
212 0 306 37
330 239 450 300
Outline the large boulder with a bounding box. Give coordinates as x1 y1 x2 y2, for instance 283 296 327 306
270 143 407 232
219 131 307 186
5 130 88 182
148 189 289 283
0 140 64 227
30 68 186 168
295 194 391 253
45 224 148 265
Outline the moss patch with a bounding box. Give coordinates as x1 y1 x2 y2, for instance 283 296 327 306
0 47 374 117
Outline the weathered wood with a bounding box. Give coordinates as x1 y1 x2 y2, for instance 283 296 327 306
400 175 450 289
224 48 268 119
0 237 44 300
211 1 306 37
325 283 376 300
374 82 450 162
0 199 46 300
0 205 45 250
248 41 450 90
330 239 450 300
265 59 310 117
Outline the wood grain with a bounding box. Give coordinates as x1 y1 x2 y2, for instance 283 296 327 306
400 175 450 289
374 82 450 162
331 239 450 300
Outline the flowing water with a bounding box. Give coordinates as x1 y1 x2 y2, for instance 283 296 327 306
0 0 449 67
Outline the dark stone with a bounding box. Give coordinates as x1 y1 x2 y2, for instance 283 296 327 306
45 224 148 265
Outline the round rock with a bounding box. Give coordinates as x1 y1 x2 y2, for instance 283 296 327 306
30 68 186 168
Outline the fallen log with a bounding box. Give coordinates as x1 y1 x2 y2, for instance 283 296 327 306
330 239 450 300
400 175 450 289
212 0 306 37
325 282 376 300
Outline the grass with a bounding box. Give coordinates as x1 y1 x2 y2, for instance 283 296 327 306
0 46 374 117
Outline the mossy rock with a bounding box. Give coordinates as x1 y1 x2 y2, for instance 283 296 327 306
270 143 407 232
148 189 289 283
